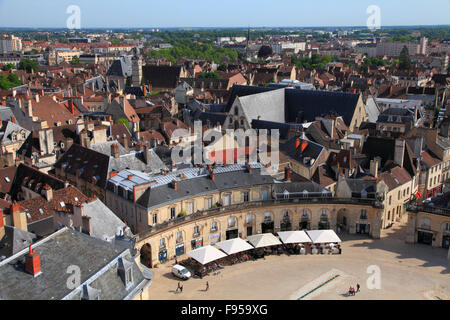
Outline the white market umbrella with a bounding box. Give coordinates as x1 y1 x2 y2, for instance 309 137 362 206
247 233 282 248
306 230 342 244
278 231 312 244
216 238 254 255
187 245 227 265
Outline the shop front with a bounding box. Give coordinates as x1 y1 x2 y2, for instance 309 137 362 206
158 247 168 264
191 237 203 250
417 230 433 245
175 243 185 256
209 233 221 245
356 222 371 235
226 228 239 240
442 235 450 249
261 221 274 234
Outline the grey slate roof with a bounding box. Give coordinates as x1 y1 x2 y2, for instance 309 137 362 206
0 106 14 122
0 228 149 300
226 85 361 126
109 149 167 173
90 140 128 157
106 56 132 78
83 199 131 241
0 226 37 260
0 121 30 145
238 88 286 124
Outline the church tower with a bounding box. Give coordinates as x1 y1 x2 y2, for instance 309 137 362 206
132 48 143 87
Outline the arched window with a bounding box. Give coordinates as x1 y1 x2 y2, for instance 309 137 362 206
321 209 328 219
444 223 450 233
302 209 310 219
228 217 236 228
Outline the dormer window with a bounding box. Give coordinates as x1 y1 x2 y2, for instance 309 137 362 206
118 256 134 289
81 284 100 300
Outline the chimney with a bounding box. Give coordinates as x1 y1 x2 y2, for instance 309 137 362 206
82 216 92 235
143 85 147 97
11 116 16 123
25 246 42 277
394 139 405 168
11 202 27 232
84 136 91 148
122 134 129 150
370 159 379 178
68 99 75 114
284 166 291 181
0 209 4 240
43 184 53 201
172 180 178 190
389 85 393 96
26 99 33 118
111 143 120 158
295 137 300 149
143 144 149 164
35 94 40 103
119 96 125 110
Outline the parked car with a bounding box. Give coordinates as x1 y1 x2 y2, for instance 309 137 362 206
172 264 191 280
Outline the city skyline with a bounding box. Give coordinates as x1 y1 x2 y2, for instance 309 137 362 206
0 0 449 29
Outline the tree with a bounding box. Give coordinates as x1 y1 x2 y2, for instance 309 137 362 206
197 72 220 79
0 73 22 90
257 45 273 59
1 63 15 71
399 46 412 70
70 56 80 65
18 59 40 73
117 118 130 130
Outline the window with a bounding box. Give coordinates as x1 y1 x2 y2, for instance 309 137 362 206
262 190 269 201
246 213 252 224
302 209 309 219
205 198 213 210
444 223 450 233
193 226 200 236
152 213 157 224
389 196 392 206
422 218 430 230
211 221 218 232
187 202 194 215
176 231 183 242
170 207 176 220
228 217 236 228
243 191 249 202
224 194 231 206
321 209 328 219
360 209 368 220
264 212 272 222
159 238 165 248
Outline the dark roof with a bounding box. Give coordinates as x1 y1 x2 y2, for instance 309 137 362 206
10 164 66 200
193 111 227 126
281 137 324 168
136 168 273 209
251 120 303 140
142 65 182 89
54 144 110 188
0 229 148 300
0 166 17 196
124 86 145 97
0 225 36 260
226 85 360 125
106 58 132 78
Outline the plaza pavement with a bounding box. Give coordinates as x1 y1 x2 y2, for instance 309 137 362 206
147 218 450 300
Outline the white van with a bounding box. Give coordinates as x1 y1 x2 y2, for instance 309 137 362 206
172 264 191 280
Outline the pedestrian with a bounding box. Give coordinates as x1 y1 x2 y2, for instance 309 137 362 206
206 281 209 291
356 283 360 293
176 282 181 293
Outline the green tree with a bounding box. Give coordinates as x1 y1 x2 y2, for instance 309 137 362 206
399 46 412 70
197 72 220 79
70 56 80 65
0 73 22 90
18 59 40 73
117 118 130 130
1 63 15 71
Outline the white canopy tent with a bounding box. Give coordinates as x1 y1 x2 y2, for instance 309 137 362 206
187 245 227 265
215 238 254 255
306 230 342 244
278 231 312 244
247 233 282 248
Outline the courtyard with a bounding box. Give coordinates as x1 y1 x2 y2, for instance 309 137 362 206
147 220 450 300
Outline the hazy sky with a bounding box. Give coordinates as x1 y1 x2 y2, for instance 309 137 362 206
0 0 448 28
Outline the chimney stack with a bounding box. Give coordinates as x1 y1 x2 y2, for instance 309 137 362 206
11 202 27 232
295 137 300 149
25 246 42 277
172 180 178 190
394 139 405 168
284 166 292 181
43 184 53 202
111 143 120 158
143 144 149 164
370 159 379 178
0 209 4 239
122 134 129 150
82 216 92 235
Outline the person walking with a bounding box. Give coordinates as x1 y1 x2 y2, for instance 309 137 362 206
180 284 183 293
356 283 360 293
176 282 181 293
205 281 209 291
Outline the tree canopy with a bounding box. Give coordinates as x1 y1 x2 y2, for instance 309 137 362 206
399 46 412 70
18 58 40 73
197 72 220 79
70 56 80 65
291 54 333 70
0 73 22 90
1 63 15 71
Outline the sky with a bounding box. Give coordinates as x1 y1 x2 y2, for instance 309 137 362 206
0 0 448 29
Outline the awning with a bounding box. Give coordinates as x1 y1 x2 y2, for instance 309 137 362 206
306 230 342 244
187 245 227 265
215 238 254 255
278 231 312 244
247 233 282 248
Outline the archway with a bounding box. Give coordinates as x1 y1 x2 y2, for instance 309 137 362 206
299 209 311 230
140 243 153 268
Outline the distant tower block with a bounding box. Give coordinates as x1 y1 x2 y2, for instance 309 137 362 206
132 55 143 87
